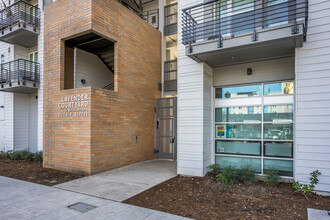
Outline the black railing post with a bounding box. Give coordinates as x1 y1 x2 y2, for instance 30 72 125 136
24 1 27 28
17 1 20 27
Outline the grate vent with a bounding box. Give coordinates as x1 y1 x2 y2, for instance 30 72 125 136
68 202 96 213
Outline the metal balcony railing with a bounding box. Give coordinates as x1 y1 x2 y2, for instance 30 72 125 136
164 59 177 92
0 0 40 32
182 0 308 45
142 9 159 29
0 59 40 84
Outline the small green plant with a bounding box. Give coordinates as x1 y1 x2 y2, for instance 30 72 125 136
0 150 7 158
33 151 43 162
20 150 34 161
216 166 257 187
237 166 257 186
209 163 221 174
10 150 23 160
293 170 321 199
265 169 280 186
9 150 34 161
216 166 238 186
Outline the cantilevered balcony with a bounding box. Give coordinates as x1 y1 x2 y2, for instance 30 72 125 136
0 59 40 93
0 1 40 47
182 0 308 67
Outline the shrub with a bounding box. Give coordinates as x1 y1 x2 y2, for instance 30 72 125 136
265 169 280 186
0 150 7 158
9 150 34 161
209 163 221 174
10 151 23 160
216 166 258 187
237 166 258 186
33 151 43 162
293 170 321 199
216 166 239 186
20 150 34 161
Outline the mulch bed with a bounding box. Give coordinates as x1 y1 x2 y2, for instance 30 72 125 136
0 158 84 186
124 174 330 220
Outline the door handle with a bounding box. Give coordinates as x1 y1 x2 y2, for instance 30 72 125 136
170 137 175 143
157 120 159 129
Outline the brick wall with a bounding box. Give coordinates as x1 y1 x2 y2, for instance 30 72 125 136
43 0 161 175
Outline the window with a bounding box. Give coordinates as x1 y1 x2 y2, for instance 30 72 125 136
215 81 294 177
215 84 262 98
264 81 294 96
266 0 289 28
0 55 4 80
29 51 38 63
28 51 38 81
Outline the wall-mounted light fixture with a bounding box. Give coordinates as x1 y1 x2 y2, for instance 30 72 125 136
0 105 4 108
81 79 86 84
247 68 252 75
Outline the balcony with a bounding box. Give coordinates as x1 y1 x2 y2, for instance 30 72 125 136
0 1 40 47
164 59 177 92
164 2 178 36
143 9 159 29
182 0 308 67
0 59 40 93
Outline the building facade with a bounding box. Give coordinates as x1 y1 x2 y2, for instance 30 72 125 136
0 0 329 194
177 0 330 195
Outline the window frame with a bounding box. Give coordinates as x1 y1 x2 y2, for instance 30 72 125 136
214 80 294 177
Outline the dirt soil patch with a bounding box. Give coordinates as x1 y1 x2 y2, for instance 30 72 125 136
124 174 330 220
0 158 84 186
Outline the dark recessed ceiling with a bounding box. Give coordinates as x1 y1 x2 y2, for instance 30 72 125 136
65 33 114 55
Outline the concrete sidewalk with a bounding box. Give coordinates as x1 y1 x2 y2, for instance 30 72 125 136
55 159 177 202
0 176 190 220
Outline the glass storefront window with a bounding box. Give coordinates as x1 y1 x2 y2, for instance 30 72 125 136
264 159 293 177
264 81 294 96
216 141 260 156
215 84 262 99
264 105 293 122
215 81 294 177
216 156 261 173
264 142 293 158
215 106 262 122
263 124 293 140
215 124 261 139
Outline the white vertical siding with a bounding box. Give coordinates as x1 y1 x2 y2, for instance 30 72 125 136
295 0 330 194
37 8 44 151
203 64 212 173
177 0 210 176
4 93 14 151
0 92 5 150
13 93 29 151
28 94 38 152
14 45 29 60
0 11 15 151
74 48 114 89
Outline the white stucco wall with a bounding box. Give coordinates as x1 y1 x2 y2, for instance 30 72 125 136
295 0 330 194
74 48 114 89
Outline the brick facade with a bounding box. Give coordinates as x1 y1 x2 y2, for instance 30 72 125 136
43 0 161 175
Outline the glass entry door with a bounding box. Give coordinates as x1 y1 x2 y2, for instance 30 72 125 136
156 97 177 160
214 81 294 177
